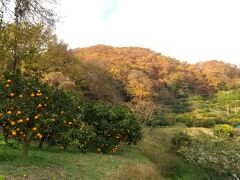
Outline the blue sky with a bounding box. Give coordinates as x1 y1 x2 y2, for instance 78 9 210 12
56 0 240 66
101 0 119 21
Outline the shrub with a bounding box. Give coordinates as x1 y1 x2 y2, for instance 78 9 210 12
155 113 176 126
83 102 142 153
228 118 240 126
200 118 216 128
58 123 95 152
185 118 198 127
215 118 228 125
177 135 240 176
185 118 215 128
175 114 191 123
171 131 191 151
213 124 234 137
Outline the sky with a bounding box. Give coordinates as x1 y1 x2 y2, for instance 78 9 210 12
56 0 240 65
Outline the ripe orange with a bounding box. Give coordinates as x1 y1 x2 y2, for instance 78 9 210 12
5 84 10 88
37 90 41 93
11 121 16 126
16 111 22 115
111 147 118 153
17 119 23 123
68 122 72 125
32 127 37 131
31 93 35 97
0 112 3 117
36 93 42 97
7 80 11 84
9 93 14 97
37 133 42 139
25 117 30 122
7 111 12 115
34 115 39 120
19 94 23 98
16 128 20 131
37 104 42 109
12 131 17 136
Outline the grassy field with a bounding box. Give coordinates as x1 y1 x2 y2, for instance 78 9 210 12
0 126 206 180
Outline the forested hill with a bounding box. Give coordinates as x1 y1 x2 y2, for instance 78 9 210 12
72 45 240 102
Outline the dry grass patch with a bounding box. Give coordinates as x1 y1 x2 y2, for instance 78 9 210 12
105 162 163 180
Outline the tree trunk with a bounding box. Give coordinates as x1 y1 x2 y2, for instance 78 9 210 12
23 132 34 158
23 139 31 158
38 140 44 149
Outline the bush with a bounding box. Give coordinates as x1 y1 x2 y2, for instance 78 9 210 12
177 135 240 176
213 124 234 137
59 123 95 152
228 118 240 126
200 118 216 128
215 118 228 125
185 118 215 128
175 114 191 123
215 117 240 126
83 102 142 153
171 131 191 151
155 113 176 126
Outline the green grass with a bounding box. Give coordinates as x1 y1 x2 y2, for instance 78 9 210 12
0 127 207 180
0 145 151 180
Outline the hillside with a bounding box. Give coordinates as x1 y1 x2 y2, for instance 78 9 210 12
72 45 240 106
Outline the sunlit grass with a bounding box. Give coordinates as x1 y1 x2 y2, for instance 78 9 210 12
0 127 207 180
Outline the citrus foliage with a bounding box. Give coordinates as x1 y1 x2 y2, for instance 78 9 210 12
0 71 87 155
0 72 142 156
84 102 142 153
0 71 54 156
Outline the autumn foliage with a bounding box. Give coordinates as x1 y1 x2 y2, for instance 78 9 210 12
73 45 240 100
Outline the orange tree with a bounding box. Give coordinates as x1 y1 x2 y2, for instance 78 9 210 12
42 91 95 152
0 71 89 157
83 102 142 153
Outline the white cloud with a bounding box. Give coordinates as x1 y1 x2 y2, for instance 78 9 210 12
56 0 240 65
